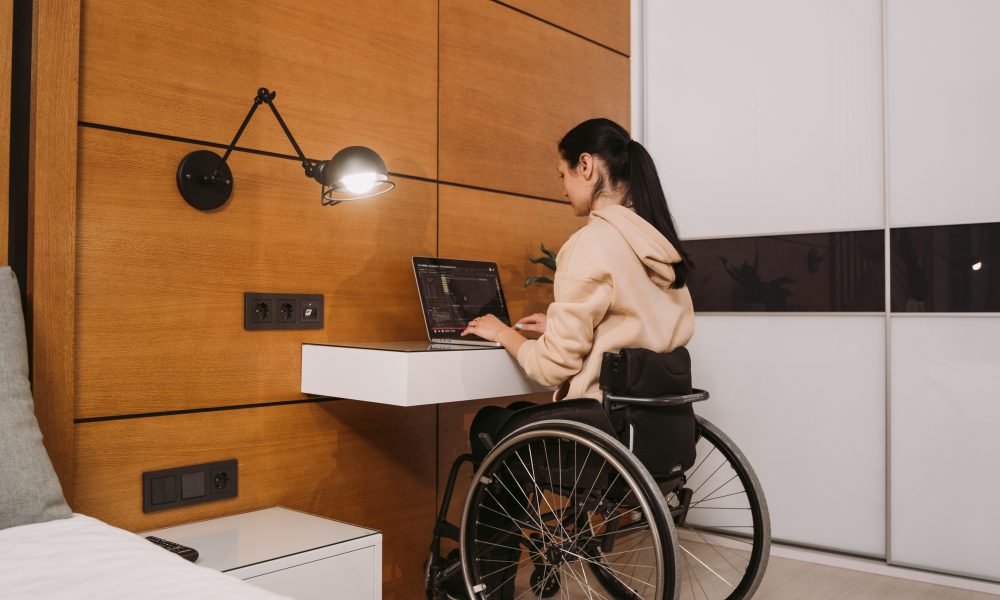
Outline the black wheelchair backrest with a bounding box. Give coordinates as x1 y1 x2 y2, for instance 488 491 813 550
600 346 693 398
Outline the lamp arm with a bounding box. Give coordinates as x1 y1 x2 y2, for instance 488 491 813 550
260 94 316 178
208 89 268 182
209 88 316 183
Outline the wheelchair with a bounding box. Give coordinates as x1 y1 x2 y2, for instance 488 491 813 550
426 348 771 600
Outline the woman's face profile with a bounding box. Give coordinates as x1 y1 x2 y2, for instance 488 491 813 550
558 157 593 217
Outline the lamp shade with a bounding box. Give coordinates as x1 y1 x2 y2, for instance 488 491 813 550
313 146 394 204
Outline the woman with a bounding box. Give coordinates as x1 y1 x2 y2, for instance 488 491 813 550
462 118 695 401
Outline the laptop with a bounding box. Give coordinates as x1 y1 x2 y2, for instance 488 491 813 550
412 256 513 347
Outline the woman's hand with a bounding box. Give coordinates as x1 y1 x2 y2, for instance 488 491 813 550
462 314 512 343
514 313 547 333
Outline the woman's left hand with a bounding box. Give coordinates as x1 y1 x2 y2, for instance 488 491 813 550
462 314 511 343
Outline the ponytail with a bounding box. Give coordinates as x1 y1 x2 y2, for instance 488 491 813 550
559 118 693 289
625 140 693 288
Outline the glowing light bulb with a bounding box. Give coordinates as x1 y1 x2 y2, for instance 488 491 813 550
972 261 983 271
340 171 378 194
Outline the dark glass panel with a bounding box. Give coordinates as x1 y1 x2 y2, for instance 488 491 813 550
683 230 885 312
891 222 1000 312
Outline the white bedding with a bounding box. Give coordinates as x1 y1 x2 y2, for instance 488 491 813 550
0 514 291 599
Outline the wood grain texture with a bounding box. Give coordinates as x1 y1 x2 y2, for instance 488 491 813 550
28 0 79 500
438 184 586 323
440 0 630 201
500 0 630 55
76 127 436 418
73 400 436 600
0 0 11 265
79 0 437 178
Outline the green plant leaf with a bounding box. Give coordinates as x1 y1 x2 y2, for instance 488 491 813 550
540 244 558 259
524 276 554 287
529 255 557 271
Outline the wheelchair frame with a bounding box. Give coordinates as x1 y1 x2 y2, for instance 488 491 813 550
427 389 770 600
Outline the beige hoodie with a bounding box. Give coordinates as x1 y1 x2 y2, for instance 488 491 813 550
516 203 695 401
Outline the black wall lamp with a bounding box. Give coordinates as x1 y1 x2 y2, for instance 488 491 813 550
176 87 395 211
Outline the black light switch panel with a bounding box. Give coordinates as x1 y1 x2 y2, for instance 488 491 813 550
143 459 237 513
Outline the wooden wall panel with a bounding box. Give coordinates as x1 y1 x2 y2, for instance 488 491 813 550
440 0 630 201
76 127 436 418
79 0 437 178
502 0 630 55
438 184 586 321
29 0 78 498
0 0 10 265
74 401 435 600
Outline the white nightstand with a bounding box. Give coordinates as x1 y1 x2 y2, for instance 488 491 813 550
143 506 382 599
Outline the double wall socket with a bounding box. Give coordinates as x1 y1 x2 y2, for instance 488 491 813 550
245 292 323 330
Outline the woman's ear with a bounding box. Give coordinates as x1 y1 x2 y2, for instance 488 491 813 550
578 153 594 180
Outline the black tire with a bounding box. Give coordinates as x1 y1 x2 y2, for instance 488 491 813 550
460 420 680 600
671 417 770 600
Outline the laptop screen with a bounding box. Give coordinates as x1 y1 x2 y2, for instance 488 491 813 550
412 257 512 342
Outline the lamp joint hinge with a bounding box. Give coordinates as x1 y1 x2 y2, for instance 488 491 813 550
255 87 276 105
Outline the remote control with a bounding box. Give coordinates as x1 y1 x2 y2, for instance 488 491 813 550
145 536 199 562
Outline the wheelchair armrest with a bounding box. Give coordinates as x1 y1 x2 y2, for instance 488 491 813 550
604 388 710 407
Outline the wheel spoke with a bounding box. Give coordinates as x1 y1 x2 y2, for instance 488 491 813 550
693 474 739 507
684 523 747 576
690 460 726 498
481 488 546 539
688 446 716 479
688 553 711 600
478 553 533 580
683 527 754 548
515 448 572 542
689 490 747 507
575 552 657 588
492 466 551 542
680 544 733 589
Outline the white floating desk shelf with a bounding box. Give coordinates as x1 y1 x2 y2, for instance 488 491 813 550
301 341 551 407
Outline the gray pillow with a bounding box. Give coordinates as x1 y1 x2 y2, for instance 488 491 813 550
0 266 71 529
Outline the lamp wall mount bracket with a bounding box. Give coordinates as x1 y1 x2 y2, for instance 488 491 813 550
176 150 234 211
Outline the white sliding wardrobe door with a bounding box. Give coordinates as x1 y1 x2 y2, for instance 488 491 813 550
643 0 884 239
687 315 886 556
886 0 1000 228
890 317 1000 581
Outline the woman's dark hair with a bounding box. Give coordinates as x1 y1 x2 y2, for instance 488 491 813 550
558 118 693 288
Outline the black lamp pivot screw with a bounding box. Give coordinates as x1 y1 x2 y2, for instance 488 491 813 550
176 87 394 211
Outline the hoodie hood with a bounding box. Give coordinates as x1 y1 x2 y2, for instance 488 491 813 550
590 204 682 287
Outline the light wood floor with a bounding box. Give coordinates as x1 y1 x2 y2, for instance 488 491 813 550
504 546 1000 599
752 554 1000 600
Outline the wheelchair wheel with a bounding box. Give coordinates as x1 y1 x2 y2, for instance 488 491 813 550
670 417 770 600
461 419 680 600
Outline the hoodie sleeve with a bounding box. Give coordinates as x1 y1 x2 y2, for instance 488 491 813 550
516 269 613 387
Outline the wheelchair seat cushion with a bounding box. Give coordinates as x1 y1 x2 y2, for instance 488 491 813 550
469 399 616 463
